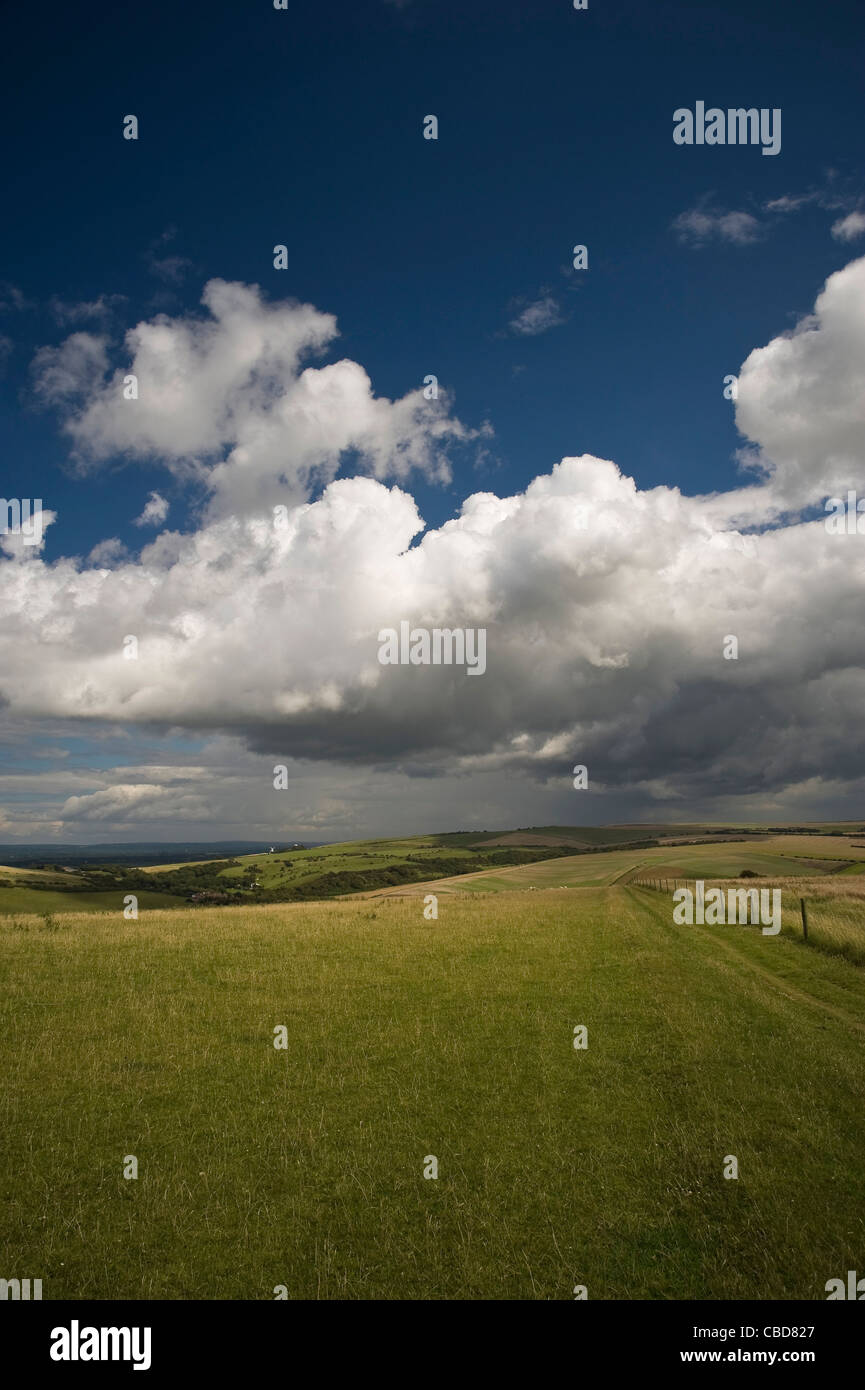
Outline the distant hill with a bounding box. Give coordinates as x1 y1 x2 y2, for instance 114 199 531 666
0 841 318 867
438 822 865 851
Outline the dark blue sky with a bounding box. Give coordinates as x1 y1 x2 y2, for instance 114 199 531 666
2 0 865 843
3 0 863 556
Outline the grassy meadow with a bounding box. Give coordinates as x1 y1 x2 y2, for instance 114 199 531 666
3 856 865 1300
0 886 185 915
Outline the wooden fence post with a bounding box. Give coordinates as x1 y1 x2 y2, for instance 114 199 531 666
800 897 808 942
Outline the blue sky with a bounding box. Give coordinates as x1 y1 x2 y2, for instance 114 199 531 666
2 0 865 841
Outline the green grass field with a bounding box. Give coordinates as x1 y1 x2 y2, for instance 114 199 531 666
0 886 185 914
136 835 511 887
3 879 865 1300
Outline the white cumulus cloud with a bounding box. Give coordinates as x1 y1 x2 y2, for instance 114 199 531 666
831 211 865 242
32 280 477 520
4 260 865 828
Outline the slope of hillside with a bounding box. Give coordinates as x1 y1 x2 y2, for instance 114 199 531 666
3 825 865 916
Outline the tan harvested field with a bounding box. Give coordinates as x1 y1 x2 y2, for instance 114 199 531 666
0 863 85 882
767 835 865 861
355 834 865 902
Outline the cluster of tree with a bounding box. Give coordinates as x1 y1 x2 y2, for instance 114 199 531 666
766 825 865 836
135 861 242 896
19 860 242 898
230 847 579 903
406 847 570 869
